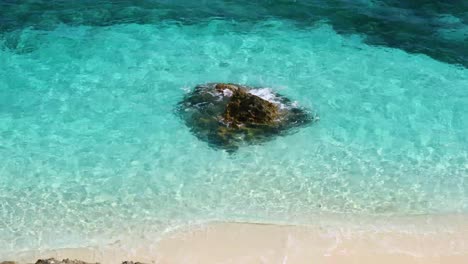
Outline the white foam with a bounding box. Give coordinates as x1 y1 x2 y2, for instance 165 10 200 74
223 89 233 97
248 88 289 109
248 88 277 102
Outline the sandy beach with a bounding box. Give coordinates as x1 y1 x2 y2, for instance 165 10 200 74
9 214 468 264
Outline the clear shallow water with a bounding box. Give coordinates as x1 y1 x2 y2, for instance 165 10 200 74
0 0 467 256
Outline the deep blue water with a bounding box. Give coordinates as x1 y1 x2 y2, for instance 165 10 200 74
0 0 467 256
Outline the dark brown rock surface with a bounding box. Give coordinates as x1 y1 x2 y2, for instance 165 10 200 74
224 87 279 127
34 259 97 264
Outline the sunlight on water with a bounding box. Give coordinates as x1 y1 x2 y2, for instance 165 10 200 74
0 2 467 256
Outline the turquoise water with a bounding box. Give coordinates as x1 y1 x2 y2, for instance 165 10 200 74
1 0 467 256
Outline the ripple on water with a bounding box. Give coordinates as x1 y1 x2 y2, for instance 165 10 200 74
0 19 467 255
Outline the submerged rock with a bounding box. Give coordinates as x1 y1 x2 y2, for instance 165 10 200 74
177 83 316 152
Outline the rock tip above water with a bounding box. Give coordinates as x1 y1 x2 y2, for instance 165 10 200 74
178 82 317 152
34 259 98 264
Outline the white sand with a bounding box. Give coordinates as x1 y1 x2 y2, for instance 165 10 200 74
9 214 468 264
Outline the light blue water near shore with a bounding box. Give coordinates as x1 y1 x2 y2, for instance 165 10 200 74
0 11 467 256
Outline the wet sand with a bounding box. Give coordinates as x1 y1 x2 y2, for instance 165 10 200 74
10 214 468 264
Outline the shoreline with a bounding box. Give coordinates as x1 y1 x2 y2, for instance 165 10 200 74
7 214 468 264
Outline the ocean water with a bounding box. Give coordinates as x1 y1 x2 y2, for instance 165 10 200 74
1 0 467 256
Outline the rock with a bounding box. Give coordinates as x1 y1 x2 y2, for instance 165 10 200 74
223 86 279 127
35 259 98 264
1 261 17 264
177 83 316 152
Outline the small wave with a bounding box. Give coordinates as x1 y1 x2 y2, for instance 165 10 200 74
248 88 290 109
